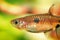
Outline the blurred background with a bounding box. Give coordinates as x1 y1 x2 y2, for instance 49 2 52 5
0 0 60 40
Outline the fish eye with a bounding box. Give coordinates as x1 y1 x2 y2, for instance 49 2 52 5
34 18 40 23
15 21 18 24
14 20 19 25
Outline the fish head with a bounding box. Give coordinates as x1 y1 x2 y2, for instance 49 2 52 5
11 17 27 29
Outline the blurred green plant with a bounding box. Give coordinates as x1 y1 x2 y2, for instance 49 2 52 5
5 0 36 5
0 0 36 40
0 11 30 40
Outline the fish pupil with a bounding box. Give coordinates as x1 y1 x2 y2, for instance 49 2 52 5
15 21 18 24
34 18 39 23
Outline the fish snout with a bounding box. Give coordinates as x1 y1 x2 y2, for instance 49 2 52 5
11 18 28 29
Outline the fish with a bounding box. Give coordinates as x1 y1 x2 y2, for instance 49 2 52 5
11 13 60 40
11 13 60 33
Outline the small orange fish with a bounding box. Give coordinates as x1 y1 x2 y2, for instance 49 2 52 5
11 13 60 40
11 14 60 33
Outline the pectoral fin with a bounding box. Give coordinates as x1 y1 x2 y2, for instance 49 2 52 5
44 24 60 40
49 24 60 40
55 24 60 40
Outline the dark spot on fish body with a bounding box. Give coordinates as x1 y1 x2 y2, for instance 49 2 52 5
34 18 40 23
